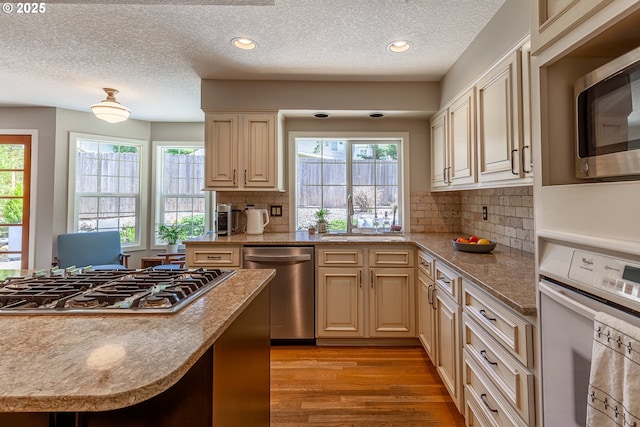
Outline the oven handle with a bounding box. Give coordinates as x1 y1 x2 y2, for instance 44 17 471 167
539 281 596 320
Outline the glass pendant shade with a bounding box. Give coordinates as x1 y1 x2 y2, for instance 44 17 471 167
91 88 131 123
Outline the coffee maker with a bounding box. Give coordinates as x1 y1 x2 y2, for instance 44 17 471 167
216 204 232 236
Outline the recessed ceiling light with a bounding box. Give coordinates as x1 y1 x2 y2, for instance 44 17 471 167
313 112 331 119
369 113 384 118
387 40 411 53
231 37 257 50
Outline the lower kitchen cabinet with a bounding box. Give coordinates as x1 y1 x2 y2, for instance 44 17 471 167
316 267 365 337
316 245 416 340
462 280 536 426
434 281 463 412
418 250 437 363
186 245 241 269
418 269 436 360
369 268 415 337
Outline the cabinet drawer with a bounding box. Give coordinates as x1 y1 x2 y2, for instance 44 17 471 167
417 251 435 279
187 247 241 267
369 248 415 267
435 263 462 304
463 314 535 425
317 248 364 267
463 283 533 368
463 351 528 427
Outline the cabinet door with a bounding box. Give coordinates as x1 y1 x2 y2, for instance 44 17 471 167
435 286 462 411
476 51 521 183
316 268 364 338
242 114 276 188
418 271 436 362
205 114 238 188
520 40 534 179
448 88 476 185
369 268 415 337
430 109 448 189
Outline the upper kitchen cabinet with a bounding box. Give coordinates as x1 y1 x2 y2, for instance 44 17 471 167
531 0 611 53
204 111 284 191
476 49 532 184
431 89 476 190
430 39 533 192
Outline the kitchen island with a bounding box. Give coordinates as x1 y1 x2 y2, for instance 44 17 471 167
0 269 275 427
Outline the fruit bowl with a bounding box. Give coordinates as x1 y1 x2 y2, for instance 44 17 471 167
452 239 496 253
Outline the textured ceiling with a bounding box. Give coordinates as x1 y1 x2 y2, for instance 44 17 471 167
0 0 505 121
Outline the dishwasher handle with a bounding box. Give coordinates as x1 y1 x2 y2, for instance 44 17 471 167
243 254 312 263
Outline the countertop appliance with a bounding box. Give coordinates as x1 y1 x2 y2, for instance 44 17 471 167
0 268 235 314
217 203 232 236
538 239 640 426
242 246 314 342
245 208 270 235
575 44 640 180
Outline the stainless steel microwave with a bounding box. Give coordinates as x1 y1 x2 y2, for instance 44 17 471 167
575 46 640 179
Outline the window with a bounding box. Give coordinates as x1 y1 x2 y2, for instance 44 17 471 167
68 133 148 249
152 142 210 247
295 135 404 232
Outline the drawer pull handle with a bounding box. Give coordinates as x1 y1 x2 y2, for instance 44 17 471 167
479 309 497 322
480 394 499 413
207 255 222 260
480 350 498 366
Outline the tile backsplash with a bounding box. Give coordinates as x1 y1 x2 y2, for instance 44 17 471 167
216 191 290 233
218 186 534 254
409 186 534 253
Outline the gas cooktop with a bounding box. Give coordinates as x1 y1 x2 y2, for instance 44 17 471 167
0 268 236 314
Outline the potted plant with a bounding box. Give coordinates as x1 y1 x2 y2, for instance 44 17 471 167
315 208 329 234
158 222 188 253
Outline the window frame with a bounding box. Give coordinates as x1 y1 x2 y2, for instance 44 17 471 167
67 132 149 251
150 141 213 250
289 131 410 232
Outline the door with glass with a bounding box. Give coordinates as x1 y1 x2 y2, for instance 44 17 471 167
0 135 31 270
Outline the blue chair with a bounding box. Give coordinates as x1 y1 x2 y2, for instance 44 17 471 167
55 231 130 270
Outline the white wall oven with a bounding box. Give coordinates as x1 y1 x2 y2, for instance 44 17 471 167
538 239 640 426
575 45 640 180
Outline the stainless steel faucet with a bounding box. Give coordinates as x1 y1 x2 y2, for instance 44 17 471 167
347 194 355 233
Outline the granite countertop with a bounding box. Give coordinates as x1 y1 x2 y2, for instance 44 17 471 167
185 231 536 316
0 269 275 413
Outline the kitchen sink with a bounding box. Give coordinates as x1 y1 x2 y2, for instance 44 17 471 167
319 234 407 242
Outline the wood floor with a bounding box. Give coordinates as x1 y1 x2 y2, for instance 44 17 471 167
270 346 465 427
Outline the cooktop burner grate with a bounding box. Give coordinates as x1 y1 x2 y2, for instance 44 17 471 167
0 268 235 314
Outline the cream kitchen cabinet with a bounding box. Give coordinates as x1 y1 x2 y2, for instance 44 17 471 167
369 267 415 337
186 245 241 268
531 0 612 53
430 110 448 189
431 89 476 190
462 280 536 426
316 245 416 339
418 251 436 361
433 262 463 412
476 49 533 184
204 112 284 191
317 267 365 338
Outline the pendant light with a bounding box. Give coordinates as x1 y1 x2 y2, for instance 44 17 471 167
91 88 131 123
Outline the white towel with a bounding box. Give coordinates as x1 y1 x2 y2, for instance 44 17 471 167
587 311 640 427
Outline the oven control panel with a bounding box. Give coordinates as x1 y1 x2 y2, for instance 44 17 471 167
569 250 640 302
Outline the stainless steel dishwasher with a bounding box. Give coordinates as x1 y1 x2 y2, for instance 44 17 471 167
242 246 315 343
